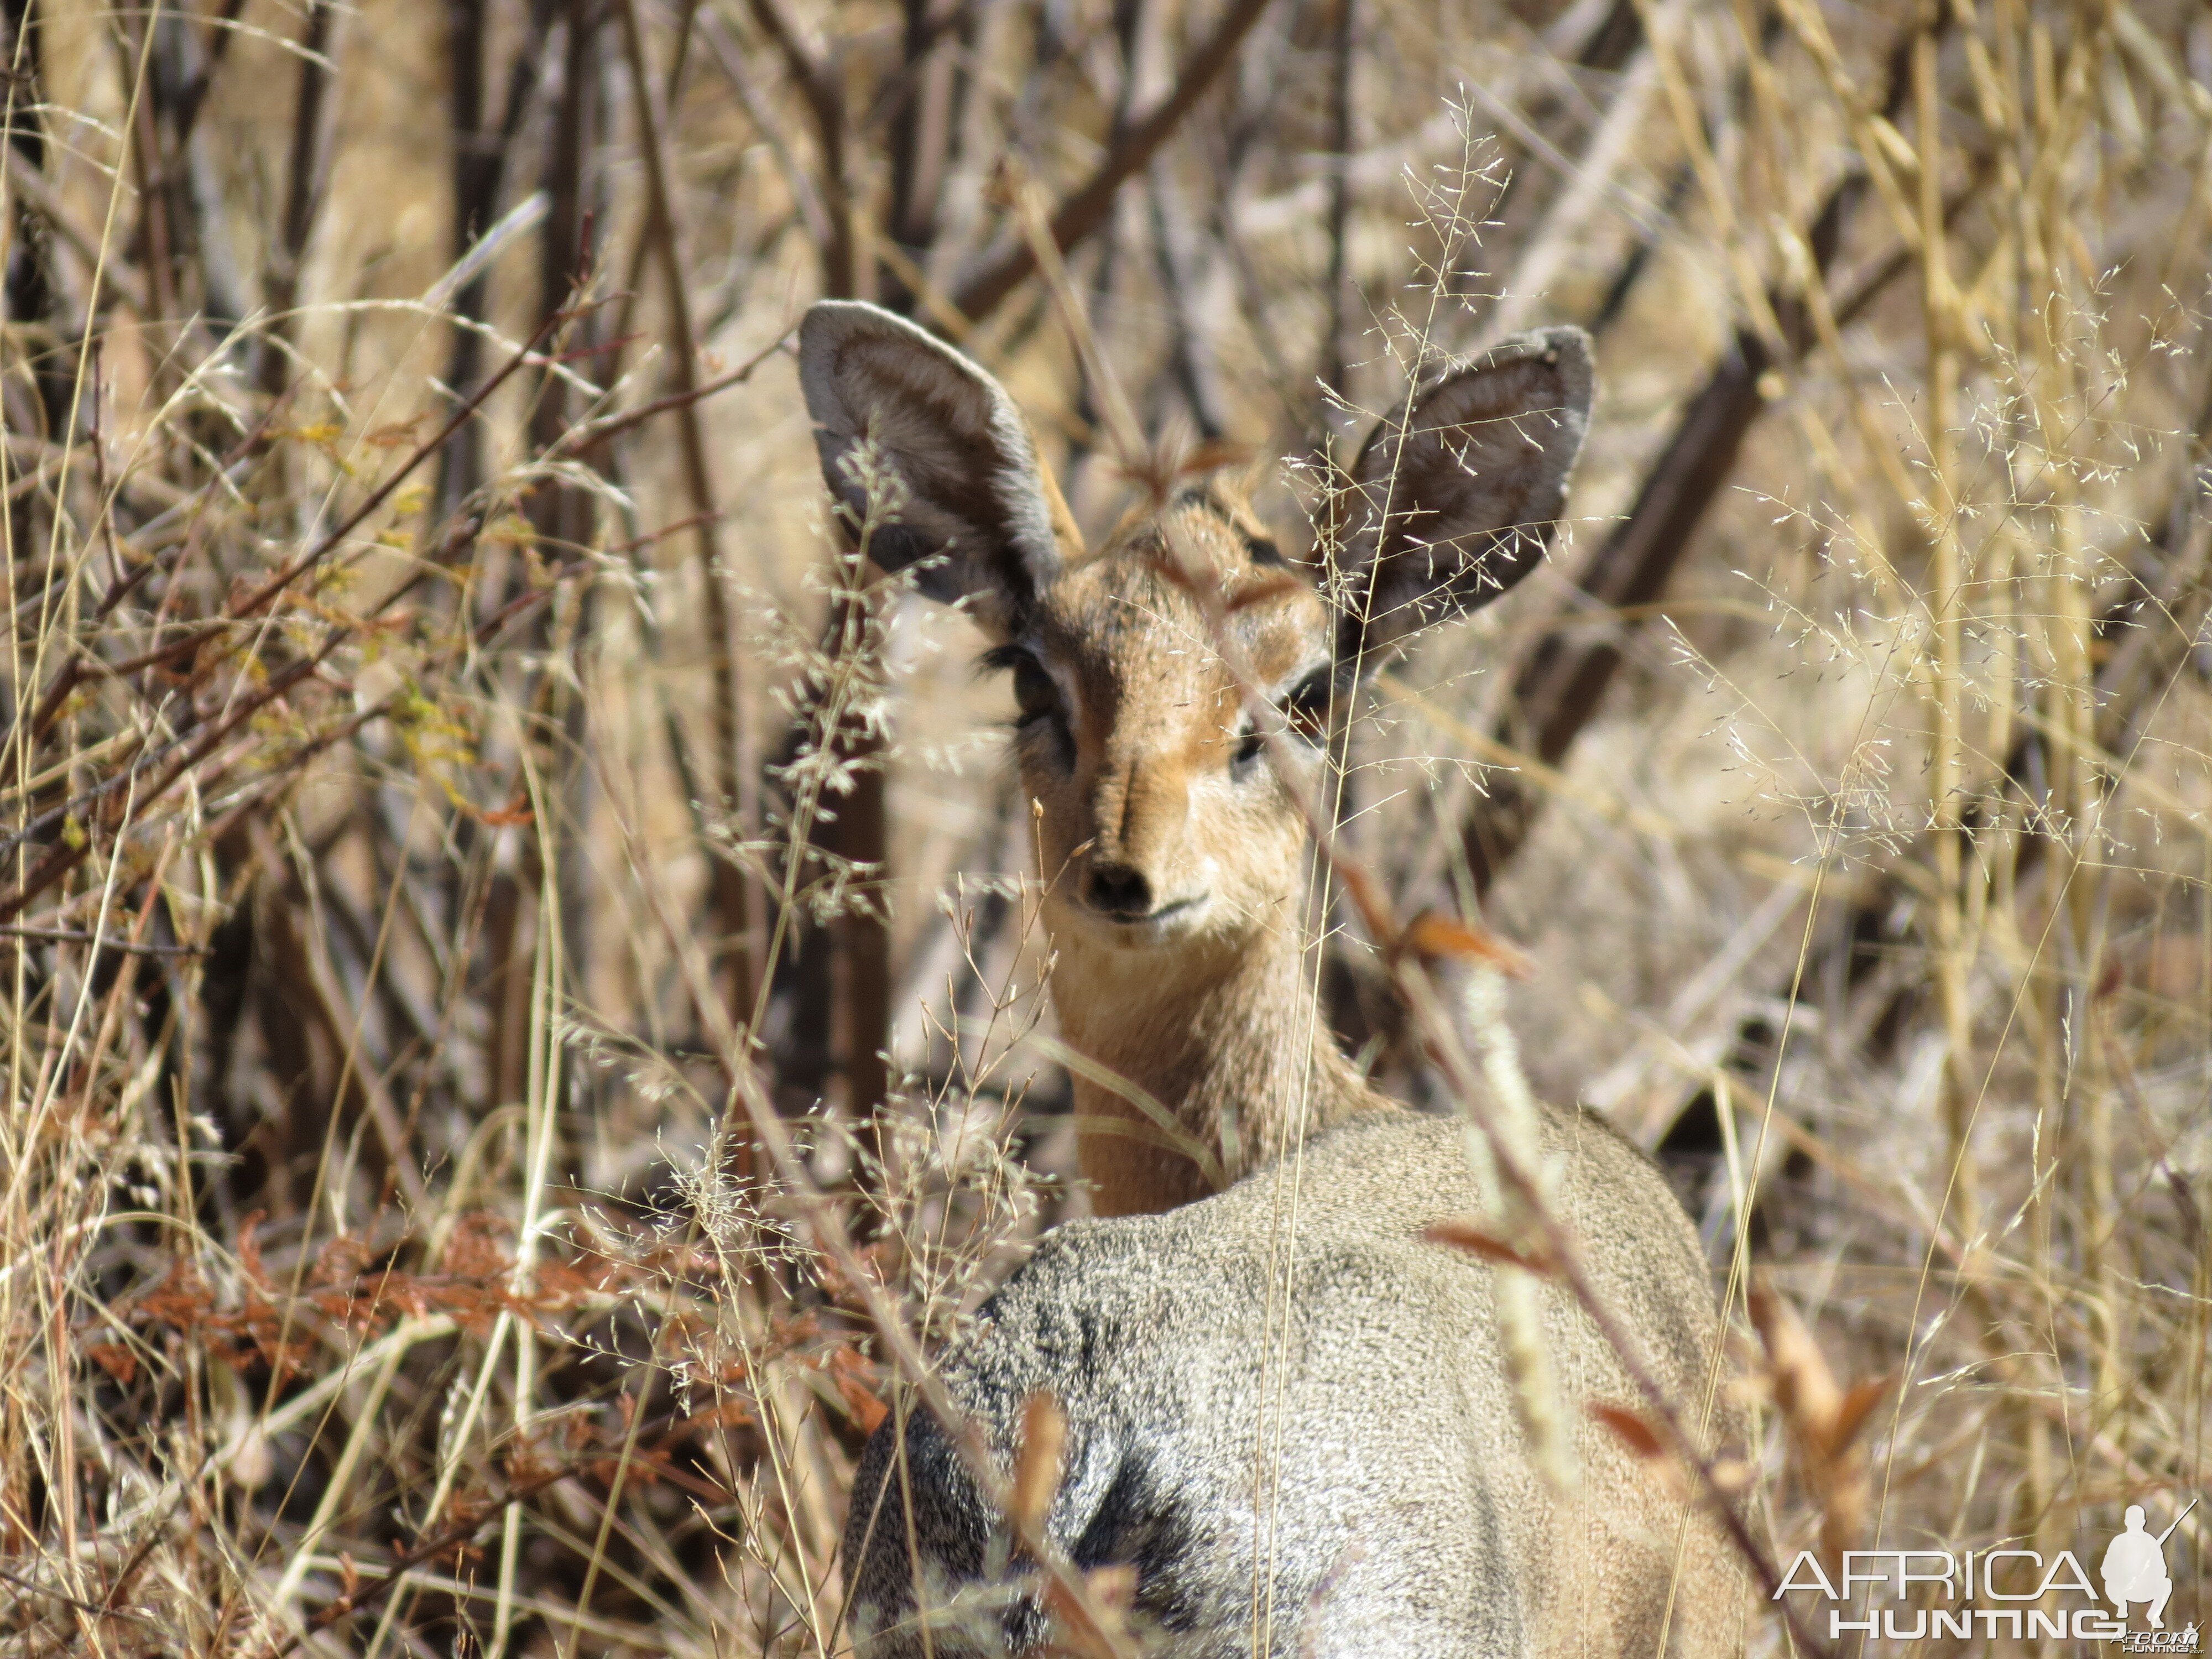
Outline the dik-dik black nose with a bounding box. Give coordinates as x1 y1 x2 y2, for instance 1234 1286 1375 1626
1085 862 1155 917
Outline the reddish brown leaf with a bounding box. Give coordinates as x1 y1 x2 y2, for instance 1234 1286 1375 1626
826 1345 887 1434
685 1397 758 1434
1828 1374 1896 1457
84 1340 138 1385
1177 439 1256 477
1335 864 1394 938
832 1371 887 1434
365 416 428 448
236 1211 274 1291
529 1259 598 1311
373 1271 432 1319
1012 1391 1067 1536
1421 1219 1554 1276
311 1235 373 1287
132 1261 215 1329
466 795 534 828
441 1213 514 1279
1400 911 1534 977
1588 1401 1667 1460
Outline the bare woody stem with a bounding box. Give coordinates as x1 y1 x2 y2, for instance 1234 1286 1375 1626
0 313 564 921
952 0 1281 322
616 0 765 1018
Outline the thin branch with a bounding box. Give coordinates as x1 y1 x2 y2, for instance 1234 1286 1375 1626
615 0 763 1015
0 925 208 957
951 0 1280 322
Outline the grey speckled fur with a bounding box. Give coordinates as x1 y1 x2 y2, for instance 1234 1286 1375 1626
843 1110 1750 1657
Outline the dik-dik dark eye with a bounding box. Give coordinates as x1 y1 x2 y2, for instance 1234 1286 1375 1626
1285 669 1334 743
983 645 1071 755
1232 668 1334 780
1010 654 1058 723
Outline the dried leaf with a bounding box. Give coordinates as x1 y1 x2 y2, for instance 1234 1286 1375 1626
1746 1278 1842 1436
1828 1374 1896 1457
366 417 428 449
84 1340 137 1385
441 1213 515 1279
463 794 534 828
1421 1219 1554 1276
236 1211 274 1291
828 1347 888 1434
1400 911 1533 977
1334 864 1394 938
505 1434 565 1489
1587 1401 1666 1460
1012 1391 1066 1537
1748 1274 1875 1568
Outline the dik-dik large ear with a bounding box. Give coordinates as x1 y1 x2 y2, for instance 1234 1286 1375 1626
799 300 1066 635
1335 326 1593 668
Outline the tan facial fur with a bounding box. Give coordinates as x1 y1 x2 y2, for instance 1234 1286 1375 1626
995 491 1360 1214
1011 494 1328 955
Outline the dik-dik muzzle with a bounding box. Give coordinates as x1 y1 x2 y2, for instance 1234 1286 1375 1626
799 301 1594 954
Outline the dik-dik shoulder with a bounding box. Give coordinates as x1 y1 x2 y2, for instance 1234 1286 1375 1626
843 1110 1741 1658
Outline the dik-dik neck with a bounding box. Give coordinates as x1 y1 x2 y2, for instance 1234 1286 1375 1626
1047 912 1384 1215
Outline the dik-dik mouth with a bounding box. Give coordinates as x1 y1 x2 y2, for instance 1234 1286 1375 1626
1074 892 1211 945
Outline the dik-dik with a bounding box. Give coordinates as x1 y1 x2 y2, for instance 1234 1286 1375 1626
801 301 1747 1656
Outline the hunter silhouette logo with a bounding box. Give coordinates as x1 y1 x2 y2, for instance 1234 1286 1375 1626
2105 1500 2198 1652
2105 1506 2180 1626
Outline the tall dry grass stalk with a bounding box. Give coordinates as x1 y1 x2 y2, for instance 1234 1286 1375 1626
0 0 2205 1653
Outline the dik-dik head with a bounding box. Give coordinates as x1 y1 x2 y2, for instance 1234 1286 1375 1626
799 302 1592 958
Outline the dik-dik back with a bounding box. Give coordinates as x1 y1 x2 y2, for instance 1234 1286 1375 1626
843 1112 1747 1656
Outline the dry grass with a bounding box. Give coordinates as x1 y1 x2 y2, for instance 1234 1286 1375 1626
1 0 2207 1653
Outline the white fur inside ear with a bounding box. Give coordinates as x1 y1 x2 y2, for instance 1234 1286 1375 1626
799 301 1061 628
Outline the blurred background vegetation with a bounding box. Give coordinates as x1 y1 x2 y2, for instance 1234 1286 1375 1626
1 0 2207 1651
